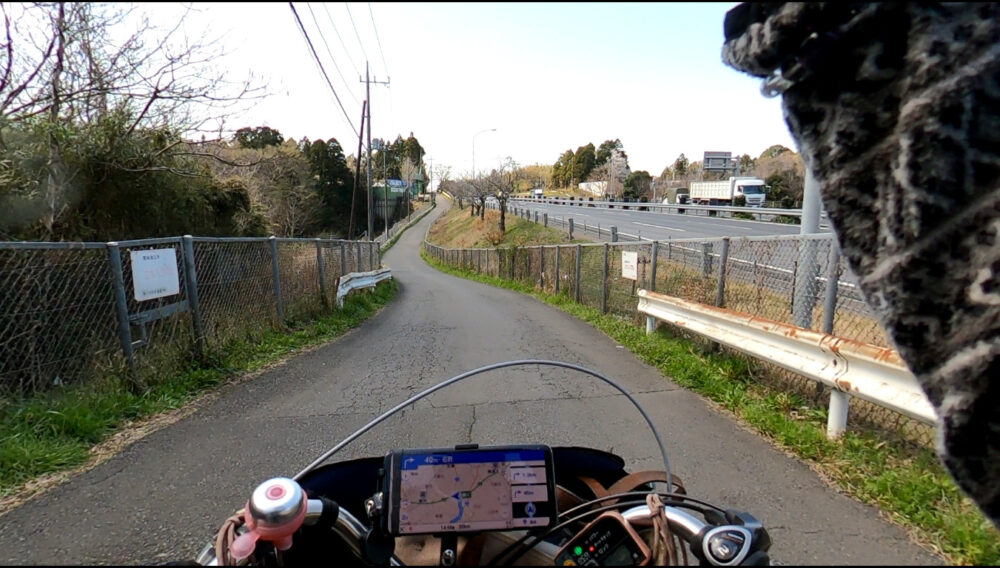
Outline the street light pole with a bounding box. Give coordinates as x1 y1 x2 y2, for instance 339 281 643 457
472 128 496 181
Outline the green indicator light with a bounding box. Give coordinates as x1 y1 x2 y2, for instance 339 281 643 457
574 546 583 556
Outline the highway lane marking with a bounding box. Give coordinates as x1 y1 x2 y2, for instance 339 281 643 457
632 222 686 232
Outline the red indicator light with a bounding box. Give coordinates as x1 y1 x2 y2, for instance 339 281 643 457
588 546 595 553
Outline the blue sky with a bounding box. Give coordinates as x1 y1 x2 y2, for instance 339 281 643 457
153 2 797 178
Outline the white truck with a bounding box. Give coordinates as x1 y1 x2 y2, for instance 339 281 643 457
689 177 767 207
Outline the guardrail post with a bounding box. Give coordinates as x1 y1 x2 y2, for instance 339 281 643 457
575 244 582 303
106 242 137 380
649 241 658 292
340 241 347 276
715 237 730 308
601 243 609 314
554 245 560 293
646 315 656 335
569 218 574 240
701 242 713 276
611 226 618 243
182 235 205 357
534 211 538 224
822 241 850 425
544 213 548 227
269 236 285 323
828 386 850 439
316 239 327 307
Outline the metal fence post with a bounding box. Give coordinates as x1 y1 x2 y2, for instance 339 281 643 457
539 246 545 290
534 211 538 224
554 246 560 293
601 243 609 314
544 213 548 227
715 237 730 308
340 241 347 276
821 240 850 431
106 242 136 379
569 218 575 240
821 241 841 334
182 235 204 357
269 236 285 323
611 226 618 243
649 241 658 292
575 245 582 303
316 238 327 307
701 242 713 276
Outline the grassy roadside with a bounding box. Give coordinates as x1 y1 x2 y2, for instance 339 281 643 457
0 280 397 505
428 204 589 247
419 249 999 565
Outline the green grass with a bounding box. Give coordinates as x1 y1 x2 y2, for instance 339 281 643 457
420 250 1000 566
0 280 397 500
381 198 436 254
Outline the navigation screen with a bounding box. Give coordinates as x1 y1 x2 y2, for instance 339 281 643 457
387 446 556 535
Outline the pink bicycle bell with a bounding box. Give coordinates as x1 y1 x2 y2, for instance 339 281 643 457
230 477 308 559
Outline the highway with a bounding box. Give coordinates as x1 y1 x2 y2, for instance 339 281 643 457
508 199 833 241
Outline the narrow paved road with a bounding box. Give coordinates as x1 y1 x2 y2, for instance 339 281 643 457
0 195 940 565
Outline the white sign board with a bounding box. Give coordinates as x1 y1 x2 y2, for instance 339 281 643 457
622 251 638 281
130 248 180 301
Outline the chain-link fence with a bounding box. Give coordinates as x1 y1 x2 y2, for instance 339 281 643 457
424 234 934 448
0 237 382 396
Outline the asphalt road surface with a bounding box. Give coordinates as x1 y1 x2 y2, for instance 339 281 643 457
0 195 940 565
509 199 832 240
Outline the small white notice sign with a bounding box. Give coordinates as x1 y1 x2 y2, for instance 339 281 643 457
622 251 638 281
130 248 180 301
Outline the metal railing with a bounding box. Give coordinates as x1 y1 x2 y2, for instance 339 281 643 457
506 196 821 222
637 290 935 439
0 236 382 395
336 268 393 308
423 234 933 445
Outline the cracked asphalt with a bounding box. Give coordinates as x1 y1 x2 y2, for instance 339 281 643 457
0 196 942 565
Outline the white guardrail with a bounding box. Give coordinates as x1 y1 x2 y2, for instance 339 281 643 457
636 289 937 438
509 197 815 218
336 268 393 308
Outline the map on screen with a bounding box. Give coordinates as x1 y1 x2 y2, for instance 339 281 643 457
395 448 553 534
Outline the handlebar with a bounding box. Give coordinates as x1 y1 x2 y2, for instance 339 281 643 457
197 496 768 566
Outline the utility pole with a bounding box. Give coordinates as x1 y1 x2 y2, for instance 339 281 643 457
361 62 390 241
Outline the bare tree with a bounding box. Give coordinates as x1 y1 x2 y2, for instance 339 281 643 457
485 157 520 235
587 148 628 199
1 3 265 238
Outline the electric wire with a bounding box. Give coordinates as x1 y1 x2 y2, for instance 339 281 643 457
344 3 369 64
368 2 389 80
288 2 359 139
306 2 362 107
322 2 362 79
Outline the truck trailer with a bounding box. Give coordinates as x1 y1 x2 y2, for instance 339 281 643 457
689 177 766 206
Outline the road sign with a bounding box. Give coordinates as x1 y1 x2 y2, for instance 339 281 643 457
703 151 733 172
130 248 180 301
622 251 638 281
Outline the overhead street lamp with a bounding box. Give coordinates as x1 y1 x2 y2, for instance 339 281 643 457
472 128 496 181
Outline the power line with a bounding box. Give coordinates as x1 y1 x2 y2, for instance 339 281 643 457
306 2 362 107
322 2 362 79
368 2 390 80
344 3 369 64
288 2 359 139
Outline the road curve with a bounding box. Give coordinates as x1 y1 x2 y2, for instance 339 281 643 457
0 195 940 565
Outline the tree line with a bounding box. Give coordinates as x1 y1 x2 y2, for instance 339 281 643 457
546 138 807 206
0 3 425 242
